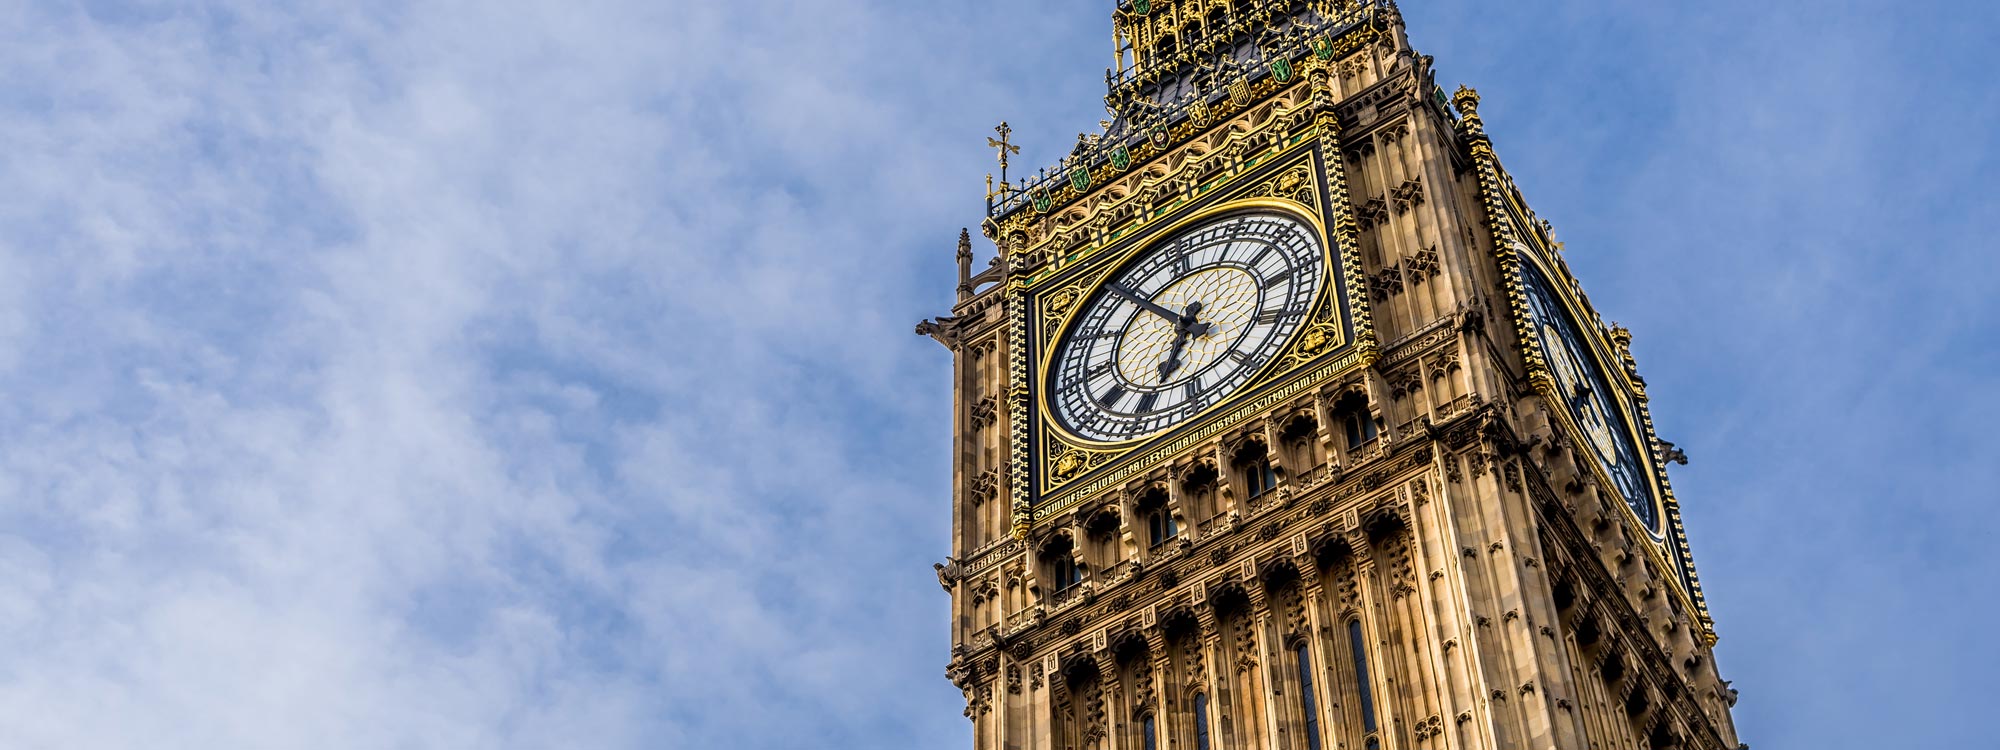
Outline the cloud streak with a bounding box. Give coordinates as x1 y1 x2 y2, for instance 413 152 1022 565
0 0 1987 747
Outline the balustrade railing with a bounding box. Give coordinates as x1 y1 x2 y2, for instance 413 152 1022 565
1048 583 1086 610
1293 462 1331 490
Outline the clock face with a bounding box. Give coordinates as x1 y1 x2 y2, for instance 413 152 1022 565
1520 262 1660 533
1048 211 1326 442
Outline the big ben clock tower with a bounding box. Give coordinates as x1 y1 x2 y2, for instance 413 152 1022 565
918 3 1744 749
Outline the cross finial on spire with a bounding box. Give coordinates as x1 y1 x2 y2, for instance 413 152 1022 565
988 122 1021 186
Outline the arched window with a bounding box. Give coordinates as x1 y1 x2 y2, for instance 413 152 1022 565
1148 508 1179 547
1281 413 1319 470
1297 644 1323 750
1052 556 1082 591
1331 392 1378 453
1044 535 1083 592
1193 693 1212 750
1085 509 1123 571
1348 620 1378 734
1343 411 1378 452
1183 462 1220 525
1238 443 1278 499
1142 714 1159 750
1139 487 1178 548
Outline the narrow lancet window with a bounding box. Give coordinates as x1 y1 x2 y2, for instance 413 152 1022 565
1193 693 1212 750
1297 644 1323 750
1349 620 1378 733
1143 714 1158 750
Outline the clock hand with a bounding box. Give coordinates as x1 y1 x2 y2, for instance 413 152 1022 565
1157 328 1191 383
1105 282 1186 325
1156 302 1206 382
1177 301 1213 338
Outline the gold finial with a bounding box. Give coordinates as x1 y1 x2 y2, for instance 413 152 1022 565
1452 85 1481 114
988 122 1022 186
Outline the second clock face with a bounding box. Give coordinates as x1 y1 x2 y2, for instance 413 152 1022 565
1521 261 1660 534
1049 211 1326 442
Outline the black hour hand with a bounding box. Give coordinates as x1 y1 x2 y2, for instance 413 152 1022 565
1157 330 1190 383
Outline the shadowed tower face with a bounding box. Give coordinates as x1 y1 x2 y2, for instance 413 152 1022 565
919 3 1744 749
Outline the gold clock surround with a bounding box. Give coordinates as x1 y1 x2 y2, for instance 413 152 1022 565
1013 138 1377 527
1034 199 1339 449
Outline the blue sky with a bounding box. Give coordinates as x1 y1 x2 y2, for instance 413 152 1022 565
0 0 1992 747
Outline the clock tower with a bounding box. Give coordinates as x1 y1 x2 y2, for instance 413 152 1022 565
918 3 1744 749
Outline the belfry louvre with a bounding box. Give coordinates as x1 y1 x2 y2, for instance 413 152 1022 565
918 2 1743 749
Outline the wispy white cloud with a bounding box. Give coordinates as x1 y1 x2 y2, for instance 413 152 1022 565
0 0 1055 746
0 0 1987 747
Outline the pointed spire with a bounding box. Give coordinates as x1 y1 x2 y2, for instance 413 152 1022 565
1452 85 1483 124
955 228 976 302
1452 85 1493 158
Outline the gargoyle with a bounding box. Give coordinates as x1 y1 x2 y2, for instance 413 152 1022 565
916 316 963 350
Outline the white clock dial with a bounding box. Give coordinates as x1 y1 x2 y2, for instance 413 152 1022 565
1049 211 1326 442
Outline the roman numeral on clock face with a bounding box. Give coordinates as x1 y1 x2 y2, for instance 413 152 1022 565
1047 211 1327 443
1137 392 1159 414
1098 385 1127 408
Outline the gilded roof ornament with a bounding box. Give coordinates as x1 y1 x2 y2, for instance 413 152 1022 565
992 122 1024 185
987 122 1023 213
1452 84 1481 114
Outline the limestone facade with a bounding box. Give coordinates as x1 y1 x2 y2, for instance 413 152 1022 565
920 3 1742 749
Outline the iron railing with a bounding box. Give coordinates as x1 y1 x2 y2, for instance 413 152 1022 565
989 0 1390 220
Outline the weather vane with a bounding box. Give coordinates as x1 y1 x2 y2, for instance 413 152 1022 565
987 122 1023 212
988 122 1021 189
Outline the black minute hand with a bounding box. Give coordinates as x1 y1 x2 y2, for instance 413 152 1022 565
1104 282 1185 324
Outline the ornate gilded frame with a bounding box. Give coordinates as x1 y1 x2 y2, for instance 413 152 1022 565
999 62 1381 539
